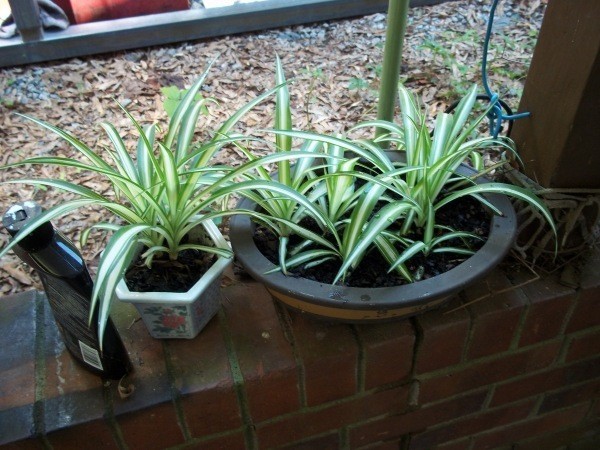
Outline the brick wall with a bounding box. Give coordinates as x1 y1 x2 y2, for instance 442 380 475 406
1 250 599 449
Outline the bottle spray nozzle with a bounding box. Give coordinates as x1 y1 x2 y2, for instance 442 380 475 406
13 210 27 221
2 201 54 250
2 201 43 234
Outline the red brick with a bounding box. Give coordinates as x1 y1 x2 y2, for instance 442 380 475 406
184 431 246 450
41 301 108 435
0 292 38 411
472 403 590 449
46 419 118 449
279 431 339 449
43 345 104 401
0 406 38 447
289 310 359 406
420 340 561 404
408 398 535 449
117 402 185 450
579 248 600 292
44 391 108 439
257 384 410 449
567 329 600 363
0 293 39 447
567 288 600 333
515 422 600 450
569 430 600 450
490 356 600 407
0 436 44 450
539 379 600 413
358 440 402 450
42 298 104 401
415 297 470 374
349 390 487 447
181 389 241 439
221 282 300 421
464 270 527 360
434 438 472 450
110 301 173 413
355 320 415 389
519 277 574 346
167 318 241 437
590 392 600 418
110 304 184 449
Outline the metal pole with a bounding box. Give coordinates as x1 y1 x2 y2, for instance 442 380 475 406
376 0 409 142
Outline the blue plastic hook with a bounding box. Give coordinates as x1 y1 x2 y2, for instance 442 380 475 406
481 0 530 138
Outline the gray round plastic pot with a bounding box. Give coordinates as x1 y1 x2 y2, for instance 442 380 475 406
229 171 517 322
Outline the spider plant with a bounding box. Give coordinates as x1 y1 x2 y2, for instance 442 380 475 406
0 61 283 345
231 82 556 286
216 58 413 280
231 133 416 281
354 83 556 266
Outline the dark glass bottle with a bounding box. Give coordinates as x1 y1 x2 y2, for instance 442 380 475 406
2 201 132 379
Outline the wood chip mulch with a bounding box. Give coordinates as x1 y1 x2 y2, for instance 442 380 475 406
0 0 547 295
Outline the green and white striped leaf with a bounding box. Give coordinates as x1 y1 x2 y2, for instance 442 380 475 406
91 224 150 349
334 201 414 284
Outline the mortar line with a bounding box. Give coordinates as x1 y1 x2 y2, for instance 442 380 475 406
407 317 424 410
530 394 545 418
408 316 423 379
481 384 495 410
556 333 573 366
163 427 248 450
217 307 258 449
33 292 52 450
458 291 475 363
102 380 129 450
509 299 530 351
273 301 308 407
559 287 580 337
162 341 192 441
241 378 409 431
400 434 411 450
584 398 597 421
556 288 581 364
339 425 350 450
466 436 475 450
349 325 366 393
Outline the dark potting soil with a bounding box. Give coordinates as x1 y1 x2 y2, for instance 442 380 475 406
124 250 216 293
253 196 490 288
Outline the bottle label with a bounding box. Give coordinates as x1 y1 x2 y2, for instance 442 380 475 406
39 273 106 372
79 340 104 371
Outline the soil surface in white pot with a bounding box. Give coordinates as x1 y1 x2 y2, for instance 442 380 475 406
253 195 490 287
125 249 216 292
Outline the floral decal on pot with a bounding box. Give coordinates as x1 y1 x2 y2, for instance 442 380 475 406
142 305 191 337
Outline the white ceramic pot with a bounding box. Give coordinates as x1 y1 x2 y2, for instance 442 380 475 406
115 220 231 339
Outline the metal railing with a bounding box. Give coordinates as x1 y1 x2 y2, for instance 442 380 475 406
0 0 446 68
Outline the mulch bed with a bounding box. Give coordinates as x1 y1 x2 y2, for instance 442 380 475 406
0 0 547 295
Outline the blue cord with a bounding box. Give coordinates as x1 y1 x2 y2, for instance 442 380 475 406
481 0 530 138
